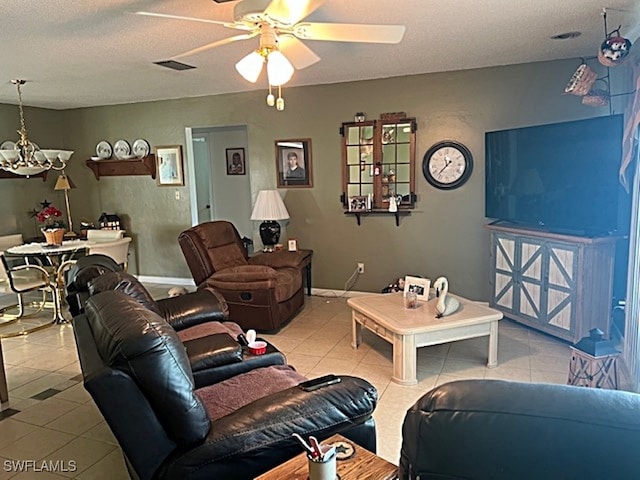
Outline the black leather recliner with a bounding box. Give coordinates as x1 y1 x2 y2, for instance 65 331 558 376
68 264 288 386
399 379 640 479
73 291 378 480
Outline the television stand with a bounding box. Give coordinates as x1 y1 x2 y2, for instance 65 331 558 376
485 223 618 343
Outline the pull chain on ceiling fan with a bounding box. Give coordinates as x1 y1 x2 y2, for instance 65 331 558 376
136 0 406 110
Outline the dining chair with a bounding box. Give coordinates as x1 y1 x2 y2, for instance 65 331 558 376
87 237 132 271
0 253 54 334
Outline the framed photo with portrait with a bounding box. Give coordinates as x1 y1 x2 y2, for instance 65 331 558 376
403 276 431 301
226 147 246 175
155 145 184 186
275 138 313 188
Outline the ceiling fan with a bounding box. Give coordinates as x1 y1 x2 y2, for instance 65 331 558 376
136 0 406 84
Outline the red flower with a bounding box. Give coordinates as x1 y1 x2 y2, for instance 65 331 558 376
37 205 64 228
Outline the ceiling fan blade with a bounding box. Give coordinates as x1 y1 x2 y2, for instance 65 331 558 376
173 32 259 59
264 0 325 25
134 11 250 30
278 35 320 69
293 22 405 43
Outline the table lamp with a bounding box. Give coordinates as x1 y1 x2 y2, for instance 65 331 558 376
54 171 76 237
250 190 290 252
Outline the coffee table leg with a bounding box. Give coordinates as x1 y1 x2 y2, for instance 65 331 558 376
351 315 362 349
487 320 498 368
393 333 417 385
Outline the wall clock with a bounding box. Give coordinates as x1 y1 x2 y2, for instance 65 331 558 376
422 141 473 190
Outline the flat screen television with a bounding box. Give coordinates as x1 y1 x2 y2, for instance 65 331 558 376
485 114 631 236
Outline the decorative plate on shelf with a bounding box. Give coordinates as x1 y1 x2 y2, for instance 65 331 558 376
96 141 112 159
132 138 150 159
114 139 131 160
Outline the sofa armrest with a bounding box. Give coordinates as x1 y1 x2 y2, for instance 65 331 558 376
157 288 229 331
248 250 309 269
192 340 286 387
183 333 242 371
159 375 377 479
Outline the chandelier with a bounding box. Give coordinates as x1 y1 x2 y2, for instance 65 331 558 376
235 25 294 111
0 79 73 176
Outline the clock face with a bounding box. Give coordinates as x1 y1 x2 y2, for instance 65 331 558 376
422 141 473 189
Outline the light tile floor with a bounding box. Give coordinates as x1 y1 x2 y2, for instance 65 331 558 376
0 285 577 478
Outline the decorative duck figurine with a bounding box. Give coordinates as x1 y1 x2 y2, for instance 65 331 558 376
433 276 460 318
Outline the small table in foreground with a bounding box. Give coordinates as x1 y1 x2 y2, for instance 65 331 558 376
255 434 397 480
348 292 502 385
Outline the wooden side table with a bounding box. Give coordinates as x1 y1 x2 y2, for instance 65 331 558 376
255 434 397 480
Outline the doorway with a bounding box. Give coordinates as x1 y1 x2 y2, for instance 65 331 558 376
185 125 253 238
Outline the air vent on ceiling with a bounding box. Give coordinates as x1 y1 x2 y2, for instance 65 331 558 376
154 60 196 71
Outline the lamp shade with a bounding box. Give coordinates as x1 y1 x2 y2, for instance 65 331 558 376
250 190 290 221
54 173 76 191
266 50 294 86
236 51 265 83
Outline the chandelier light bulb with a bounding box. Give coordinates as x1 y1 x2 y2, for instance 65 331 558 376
266 93 275 106
276 96 285 111
266 50 294 86
235 51 265 83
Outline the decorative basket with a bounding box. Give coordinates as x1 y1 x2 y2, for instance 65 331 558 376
43 228 65 246
564 64 598 96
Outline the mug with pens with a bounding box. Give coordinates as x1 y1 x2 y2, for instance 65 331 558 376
293 433 337 480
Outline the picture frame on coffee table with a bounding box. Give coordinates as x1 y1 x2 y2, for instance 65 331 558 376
403 276 430 301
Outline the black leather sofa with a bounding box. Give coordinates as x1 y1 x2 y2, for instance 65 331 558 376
84 270 287 386
73 288 377 480
399 379 640 479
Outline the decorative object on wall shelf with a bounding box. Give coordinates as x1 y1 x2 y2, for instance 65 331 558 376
114 139 133 160
275 138 313 188
132 139 151 159
226 148 246 175
96 141 112 159
155 145 184 186
348 195 370 212
354 112 366 122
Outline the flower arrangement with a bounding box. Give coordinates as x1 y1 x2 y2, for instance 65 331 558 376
37 204 65 231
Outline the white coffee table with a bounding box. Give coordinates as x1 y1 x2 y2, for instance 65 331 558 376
348 292 502 385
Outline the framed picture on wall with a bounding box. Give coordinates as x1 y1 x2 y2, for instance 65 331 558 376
226 147 246 175
155 145 184 186
275 138 313 188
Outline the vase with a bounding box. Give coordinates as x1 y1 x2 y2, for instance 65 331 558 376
43 228 65 246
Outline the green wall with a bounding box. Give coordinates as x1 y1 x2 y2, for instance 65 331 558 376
1 59 616 299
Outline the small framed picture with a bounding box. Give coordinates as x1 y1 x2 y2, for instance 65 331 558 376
403 276 430 301
155 145 184 186
348 195 370 212
288 239 298 252
226 147 246 175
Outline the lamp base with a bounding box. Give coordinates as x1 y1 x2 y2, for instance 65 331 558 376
259 220 281 253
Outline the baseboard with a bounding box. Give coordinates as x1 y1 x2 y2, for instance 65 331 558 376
310 287 372 298
135 275 195 287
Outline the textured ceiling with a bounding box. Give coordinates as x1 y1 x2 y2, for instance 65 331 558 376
2 0 638 109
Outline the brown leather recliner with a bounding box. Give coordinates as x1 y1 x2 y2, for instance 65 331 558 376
178 221 306 332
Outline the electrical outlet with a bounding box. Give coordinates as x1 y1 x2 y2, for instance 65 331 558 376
357 263 365 274
175 191 180 200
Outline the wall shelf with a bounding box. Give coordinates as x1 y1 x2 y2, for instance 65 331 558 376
345 210 411 226
85 154 156 180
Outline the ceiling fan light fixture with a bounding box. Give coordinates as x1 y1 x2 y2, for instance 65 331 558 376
266 50 294 86
235 50 265 83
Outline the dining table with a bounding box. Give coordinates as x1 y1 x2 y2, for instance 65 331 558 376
6 240 90 324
